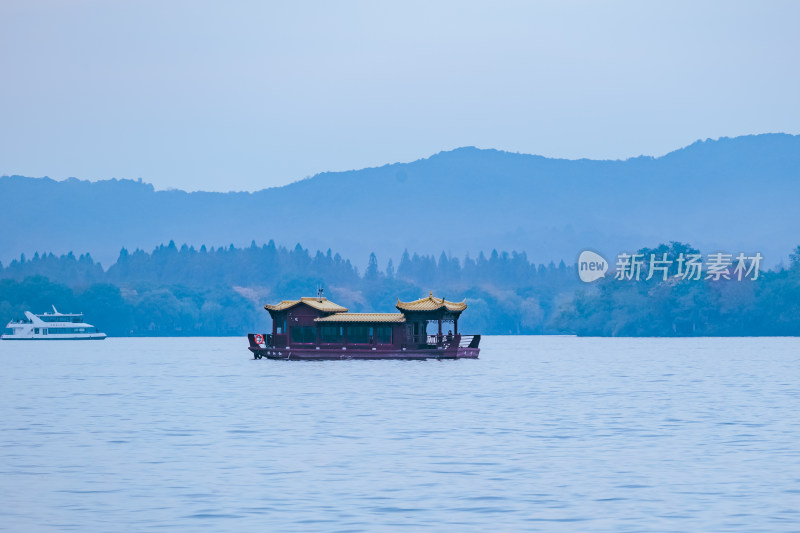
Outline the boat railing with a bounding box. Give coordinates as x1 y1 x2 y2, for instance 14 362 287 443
425 334 446 346
421 333 480 349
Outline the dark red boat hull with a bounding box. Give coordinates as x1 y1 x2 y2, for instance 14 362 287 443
247 334 480 360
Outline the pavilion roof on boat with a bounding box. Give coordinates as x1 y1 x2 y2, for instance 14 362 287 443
396 293 467 313
264 297 348 315
394 292 468 339
261 292 469 327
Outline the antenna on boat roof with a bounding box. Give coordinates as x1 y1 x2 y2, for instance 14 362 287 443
52 305 59 314
317 286 324 302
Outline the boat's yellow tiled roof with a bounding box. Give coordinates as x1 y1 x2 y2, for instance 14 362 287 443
315 313 406 323
264 297 348 313
396 292 468 312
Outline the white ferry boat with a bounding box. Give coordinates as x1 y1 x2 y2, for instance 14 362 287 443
2 306 107 340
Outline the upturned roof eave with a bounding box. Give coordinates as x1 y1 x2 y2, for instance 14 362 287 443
394 293 468 313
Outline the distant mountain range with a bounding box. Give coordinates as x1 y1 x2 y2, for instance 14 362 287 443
3 133 799 268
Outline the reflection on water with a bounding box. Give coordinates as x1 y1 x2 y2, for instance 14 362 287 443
1 336 799 531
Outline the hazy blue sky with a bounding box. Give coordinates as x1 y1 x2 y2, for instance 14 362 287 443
1 1 798 191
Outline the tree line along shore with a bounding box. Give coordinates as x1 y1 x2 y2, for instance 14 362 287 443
1 241 798 337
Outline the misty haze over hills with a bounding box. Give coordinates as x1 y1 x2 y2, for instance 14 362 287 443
2 133 798 269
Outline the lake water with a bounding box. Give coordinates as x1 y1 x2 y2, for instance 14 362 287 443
1 336 799 532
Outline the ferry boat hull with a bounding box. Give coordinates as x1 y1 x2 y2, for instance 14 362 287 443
1 335 107 341
2 308 107 341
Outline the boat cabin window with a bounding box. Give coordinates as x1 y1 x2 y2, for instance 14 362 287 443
290 326 316 344
347 326 371 344
34 328 40 334
39 315 82 323
375 326 392 344
46 327 90 334
320 326 342 342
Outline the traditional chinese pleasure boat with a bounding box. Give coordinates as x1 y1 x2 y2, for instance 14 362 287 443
247 292 480 360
